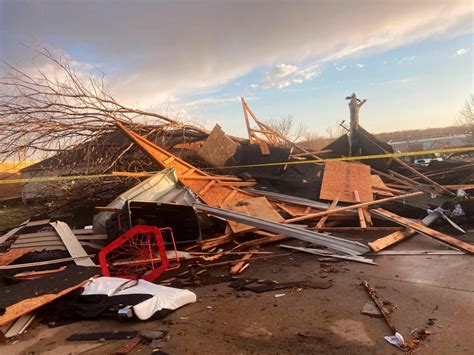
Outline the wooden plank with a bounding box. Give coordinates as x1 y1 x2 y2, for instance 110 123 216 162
0 281 87 327
315 226 404 232
353 190 367 229
320 161 373 203
25 219 50 227
372 208 474 254
200 233 235 250
368 229 414 252
217 181 256 187
16 229 96 239
0 248 33 266
50 222 95 266
94 207 122 212
14 266 66 280
12 241 65 248
277 203 297 217
258 141 271 155
3 313 36 338
229 249 257 275
115 334 143 354
181 175 242 181
15 234 106 243
0 255 95 270
199 180 217 196
232 234 288 251
163 156 176 165
362 207 373 226
315 194 339 230
285 191 424 223
224 204 251 233
371 175 397 195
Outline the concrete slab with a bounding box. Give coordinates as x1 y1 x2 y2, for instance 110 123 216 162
2 232 474 354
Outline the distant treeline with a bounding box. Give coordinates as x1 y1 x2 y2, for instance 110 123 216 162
374 126 465 143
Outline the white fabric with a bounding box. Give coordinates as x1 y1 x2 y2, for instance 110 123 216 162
81 277 196 320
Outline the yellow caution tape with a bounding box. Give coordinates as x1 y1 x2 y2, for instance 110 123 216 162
0 173 119 185
203 146 474 170
0 146 473 185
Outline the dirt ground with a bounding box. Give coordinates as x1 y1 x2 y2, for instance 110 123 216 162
2 231 474 354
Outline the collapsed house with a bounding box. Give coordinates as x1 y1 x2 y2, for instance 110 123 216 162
1 93 474 352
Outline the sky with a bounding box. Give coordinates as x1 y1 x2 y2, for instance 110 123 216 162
0 0 473 137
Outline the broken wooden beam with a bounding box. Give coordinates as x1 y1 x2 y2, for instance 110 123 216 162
372 208 474 254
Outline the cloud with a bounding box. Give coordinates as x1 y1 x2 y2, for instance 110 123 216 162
379 77 416 85
335 65 346 71
1 0 472 108
398 55 416 63
181 96 241 107
355 63 365 69
259 63 319 89
456 48 468 55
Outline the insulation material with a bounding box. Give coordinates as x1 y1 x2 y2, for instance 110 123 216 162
81 277 197 320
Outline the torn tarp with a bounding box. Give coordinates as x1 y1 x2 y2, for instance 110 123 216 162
79 277 197 320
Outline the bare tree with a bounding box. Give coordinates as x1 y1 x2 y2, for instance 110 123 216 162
457 95 474 139
265 115 307 142
0 46 209 161
326 121 347 139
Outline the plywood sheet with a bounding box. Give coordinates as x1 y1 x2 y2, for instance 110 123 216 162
0 248 33 266
320 161 373 203
0 282 85 327
223 197 284 233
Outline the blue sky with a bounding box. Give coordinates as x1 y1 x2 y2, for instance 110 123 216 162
1 0 472 137
180 32 473 136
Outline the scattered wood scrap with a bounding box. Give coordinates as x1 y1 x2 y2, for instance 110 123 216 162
372 208 474 254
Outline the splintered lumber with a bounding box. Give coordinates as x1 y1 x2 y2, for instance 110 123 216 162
393 158 455 196
353 190 367 229
315 195 339 230
197 253 291 268
13 266 66 280
368 229 414 252
200 233 234 250
229 249 258 275
241 97 321 159
358 128 455 197
0 267 98 327
372 208 474 254
362 281 398 333
116 120 256 207
0 255 96 270
0 248 32 266
285 191 424 223
315 227 403 232
320 161 373 203
371 175 398 196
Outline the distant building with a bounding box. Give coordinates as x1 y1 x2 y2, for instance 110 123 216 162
388 133 472 153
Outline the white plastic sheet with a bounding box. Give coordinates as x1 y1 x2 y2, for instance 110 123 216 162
82 277 197 320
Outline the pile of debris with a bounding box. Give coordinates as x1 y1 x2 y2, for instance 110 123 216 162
1 93 473 352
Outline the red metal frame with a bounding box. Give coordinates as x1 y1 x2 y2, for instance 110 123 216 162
99 225 180 282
